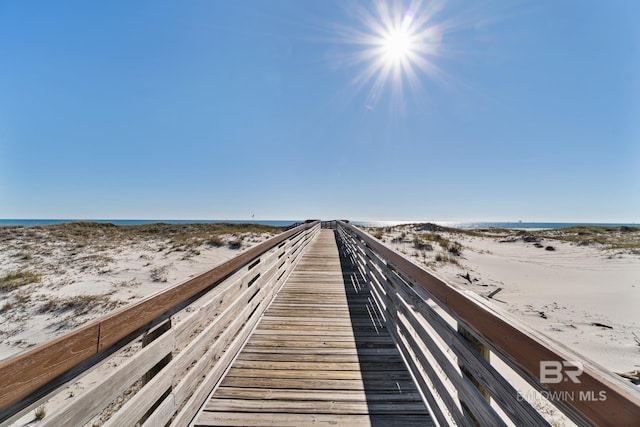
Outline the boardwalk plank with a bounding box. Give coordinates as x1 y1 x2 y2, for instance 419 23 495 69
204 399 429 414
231 360 406 371
224 367 413 381
195 412 429 427
218 377 422 391
193 230 434 426
212 387 423 402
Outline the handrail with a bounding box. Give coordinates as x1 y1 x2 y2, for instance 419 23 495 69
338 221 640 426
0 221 320 416
3 219 638 426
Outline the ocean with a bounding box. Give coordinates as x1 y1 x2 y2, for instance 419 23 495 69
0 219 637 230
0 219 300 228
353 221 639 229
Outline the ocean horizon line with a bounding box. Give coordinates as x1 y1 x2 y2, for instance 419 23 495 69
0 218 638 230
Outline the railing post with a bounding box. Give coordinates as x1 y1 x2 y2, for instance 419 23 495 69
458 324 490 425
140 319 173 423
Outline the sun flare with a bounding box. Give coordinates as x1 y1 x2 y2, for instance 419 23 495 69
382 28 414 63
337 1 448 110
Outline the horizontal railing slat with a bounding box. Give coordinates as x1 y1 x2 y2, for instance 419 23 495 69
339 221 640 427
40 325 174 427
341 226 550 426
97 224 313 351
0 221 318 417
0 324 100 417
109 224 317 427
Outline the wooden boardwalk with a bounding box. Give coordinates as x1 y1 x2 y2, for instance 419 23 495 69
193 229 434 426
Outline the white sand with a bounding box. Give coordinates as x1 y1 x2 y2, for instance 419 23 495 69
372 226 639 426
0 228 274 362
460 236 639 373
4 225 637 372
377 227 640 375
2 224 638 426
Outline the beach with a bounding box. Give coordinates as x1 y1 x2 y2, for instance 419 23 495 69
2 222 638 376
0 222 282 362
1 221 639 426
365 224 640 376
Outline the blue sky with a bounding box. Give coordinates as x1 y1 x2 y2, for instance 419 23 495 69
1 1 638 222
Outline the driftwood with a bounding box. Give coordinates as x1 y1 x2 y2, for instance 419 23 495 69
487 287 503 299
458 272 472 284
617 370 640 384
591 322 613 329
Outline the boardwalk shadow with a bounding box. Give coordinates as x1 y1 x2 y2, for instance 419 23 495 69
335 231 433 426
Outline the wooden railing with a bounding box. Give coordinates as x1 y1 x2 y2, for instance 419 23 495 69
0 221 320 426
2 219 638 426
336 221 640 427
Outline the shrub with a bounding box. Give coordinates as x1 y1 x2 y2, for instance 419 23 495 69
447 241 463 256
206 235 224 247
0 301 15 312
150 266 169 282
228 237 243 249
413 236 433 251
421 232 445 244
435 253 461 266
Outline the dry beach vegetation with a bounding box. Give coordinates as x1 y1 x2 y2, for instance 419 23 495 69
2 221 638 376
0 222 283 361
1 221 639 426
365 223 640 380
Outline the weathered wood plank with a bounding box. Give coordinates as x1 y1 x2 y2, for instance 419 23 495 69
340 222 640 427
171 227 318 426
213 387 423 402
224 367 412 381
367 240 550 426
194 230 433 426
349 237 506 426
231 360 405 372
236 352 399 363
0 323 99 411
218 377 421 391
251 328 357 336
0 222 319 419
204 398 429 414
238 346 399 356
41 327 173 427
195 412 430 427
98 224 316 351
141 392 175 427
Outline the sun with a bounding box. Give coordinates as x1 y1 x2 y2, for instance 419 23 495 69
336 1 446 110
382 28 414 63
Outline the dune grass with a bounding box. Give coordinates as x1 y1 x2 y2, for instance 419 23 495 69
0 270 41 292
394 223 640 252
38 294 122 315
412 232 463 255
532 226 640 250
0 222 285 253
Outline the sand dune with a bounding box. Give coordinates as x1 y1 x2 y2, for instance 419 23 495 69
1 222 638 426
0 222 281 362
368 224 640 376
